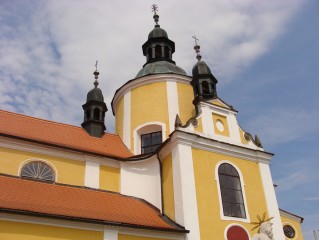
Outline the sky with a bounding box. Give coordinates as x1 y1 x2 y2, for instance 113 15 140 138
0 0 318 238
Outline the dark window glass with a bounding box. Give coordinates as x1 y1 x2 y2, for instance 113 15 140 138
93 108 100 120
147 48 152 59
218 163 246 218
21 161 55 182
155 45 161 58
141 131 162 154
202 81 211 94
283 225 295 238
164 46 169 58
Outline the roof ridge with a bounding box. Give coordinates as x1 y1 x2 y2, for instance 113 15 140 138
0 109 119 137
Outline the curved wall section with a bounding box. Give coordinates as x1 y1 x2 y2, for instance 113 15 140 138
112 74 194 153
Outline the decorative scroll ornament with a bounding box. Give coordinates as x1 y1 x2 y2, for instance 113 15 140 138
251 213 274 240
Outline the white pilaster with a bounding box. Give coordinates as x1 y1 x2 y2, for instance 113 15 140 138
259 162 285 239
84 161 100 189
172 144 201 240
104 229 118 240
201 106 214 135
166 81 180 134
228 113 241 142
123 91 131 149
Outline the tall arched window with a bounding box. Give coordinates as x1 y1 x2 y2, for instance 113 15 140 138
21 161 55 182
218 163 246 218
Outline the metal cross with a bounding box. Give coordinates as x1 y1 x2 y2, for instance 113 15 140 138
95 60 98 71
192 35 199 46
151 4 158 14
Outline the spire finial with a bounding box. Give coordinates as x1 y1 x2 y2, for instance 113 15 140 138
192 35 202 61
93 60 99 87
151 4 160 27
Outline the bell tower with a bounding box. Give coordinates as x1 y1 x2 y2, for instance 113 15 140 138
191 37 218 103
81 64 107 138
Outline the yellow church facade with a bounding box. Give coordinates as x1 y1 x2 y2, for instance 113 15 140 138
0 7 303 240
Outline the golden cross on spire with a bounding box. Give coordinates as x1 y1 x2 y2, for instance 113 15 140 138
151 4 158 15
192 35 199 46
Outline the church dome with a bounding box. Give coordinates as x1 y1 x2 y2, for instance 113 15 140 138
86 87 104 102
192 61 212 76
148 26 168 39
136 61 187 78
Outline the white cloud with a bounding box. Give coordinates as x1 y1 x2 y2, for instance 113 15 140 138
0 0 304 131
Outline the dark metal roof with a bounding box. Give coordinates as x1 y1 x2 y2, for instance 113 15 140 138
86 87 104 102
136 61 187 78
148 26 168 39
192 61 212 76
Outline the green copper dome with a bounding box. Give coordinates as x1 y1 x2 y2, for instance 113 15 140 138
136 61 187 78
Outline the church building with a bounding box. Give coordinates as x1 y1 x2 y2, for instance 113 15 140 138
0 6 303 240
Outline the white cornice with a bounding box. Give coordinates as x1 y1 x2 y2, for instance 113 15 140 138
0 136 120 168
198 101 238 115
280 209 303 223
112 74 191 114
161 130 273 164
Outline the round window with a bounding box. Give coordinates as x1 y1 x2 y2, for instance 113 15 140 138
283 225 295 238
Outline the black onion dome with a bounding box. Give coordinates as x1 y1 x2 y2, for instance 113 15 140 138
86 87 104 102
148 26 168 39
192 61 212 76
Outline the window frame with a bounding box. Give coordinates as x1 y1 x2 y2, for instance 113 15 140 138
19 159 57 182
215 161 250 223
20 160 56 182
133 122 166 155
141 131 162 154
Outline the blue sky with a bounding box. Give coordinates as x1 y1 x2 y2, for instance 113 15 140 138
0 0 318 238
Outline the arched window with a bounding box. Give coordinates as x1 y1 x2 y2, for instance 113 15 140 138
218 163 246 218
155 45 162 58
21 161 55 182
202 81 211 94
93 108 100 120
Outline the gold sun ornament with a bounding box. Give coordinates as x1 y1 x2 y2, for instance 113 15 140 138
251 212 274 232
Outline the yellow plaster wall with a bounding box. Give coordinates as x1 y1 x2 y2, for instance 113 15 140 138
212 113 230 137
212 99 229 108
119 234 173 240
0 220 102 240
0 147 85 186
115 95 124 139
281 215 304 240
99 165 120 192
191 148 269 239
130 82 169 150
162 153 175 221
177 82 194 124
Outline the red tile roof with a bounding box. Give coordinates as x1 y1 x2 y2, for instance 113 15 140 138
0 175 185 232
0 110 132 159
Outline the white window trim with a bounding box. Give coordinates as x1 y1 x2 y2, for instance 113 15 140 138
215 160 250 223
133 122 166 155
224 223 251 240
18 158 58 182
